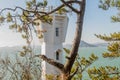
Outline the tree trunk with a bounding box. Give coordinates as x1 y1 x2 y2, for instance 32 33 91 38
63 0 86 79
60 73 71 80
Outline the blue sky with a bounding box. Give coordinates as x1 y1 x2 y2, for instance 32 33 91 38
0 0 120 47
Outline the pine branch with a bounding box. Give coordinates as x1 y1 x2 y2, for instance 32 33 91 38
95 32 120 41
69 66 79 79
35 55 64 72
0 1 81 16
60 0 80 13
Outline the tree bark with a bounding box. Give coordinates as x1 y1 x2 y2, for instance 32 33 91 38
61 0 86 80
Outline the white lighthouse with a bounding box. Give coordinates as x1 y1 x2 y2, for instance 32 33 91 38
38 13 68 79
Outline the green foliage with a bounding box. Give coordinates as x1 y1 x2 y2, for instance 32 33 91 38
63 47 98 80
57 7 68 14
17 25 22 32
93 32 120 79
41 15 53 23
38 33 43 39
46 74 60 80
71 54 98 79
99 0 120 9
21 15 27 22
90 27 120 79
95 32 120 58
87 1 120 79
26 0 48 9
88 66 120 80
99 0 120 22
43 0 48 7
95 32 120 41
0 0 53 42
0 16 5 23
103 42 120 58
0 48 42 80
108 42 120 52
46 74 55 80
19 46 32 57
9 23 17 29
46 74 54 80
80 54 98 66
6 12 13 22
111 16 120 22
63 48 70 54
9 24 23 32
26 2 32 9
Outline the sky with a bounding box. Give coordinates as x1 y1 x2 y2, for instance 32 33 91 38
0 0 120 47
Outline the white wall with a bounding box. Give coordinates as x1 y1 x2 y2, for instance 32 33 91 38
40 14 68 80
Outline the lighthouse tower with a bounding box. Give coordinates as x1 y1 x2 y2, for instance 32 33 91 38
38 13 68 79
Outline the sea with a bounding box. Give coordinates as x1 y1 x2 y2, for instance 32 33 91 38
0 46 120 80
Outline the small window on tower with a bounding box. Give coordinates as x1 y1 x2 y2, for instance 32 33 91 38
56 28 59 37
56 51 59 60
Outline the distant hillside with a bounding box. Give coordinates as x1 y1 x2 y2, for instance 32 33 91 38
1 41 108 50
80 41 97 47
64 40 97 47
93 43 108 47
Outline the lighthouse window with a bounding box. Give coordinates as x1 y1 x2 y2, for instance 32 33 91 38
56 28 59 37
56 51 59 60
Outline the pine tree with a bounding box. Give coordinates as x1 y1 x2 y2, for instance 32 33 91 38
0 0 86 80
87 0 120 79
95 32 120 58
87 33 120 80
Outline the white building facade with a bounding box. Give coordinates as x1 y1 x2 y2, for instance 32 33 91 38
38 13 68 80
